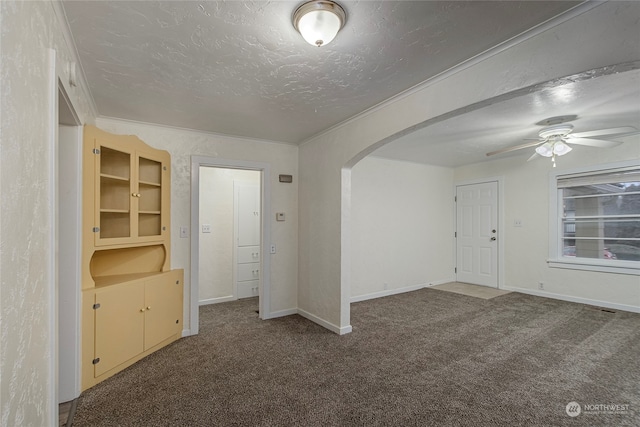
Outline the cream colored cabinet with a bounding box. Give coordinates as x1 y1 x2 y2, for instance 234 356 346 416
91 131 169 246
92 272 183 378
81 126 182 391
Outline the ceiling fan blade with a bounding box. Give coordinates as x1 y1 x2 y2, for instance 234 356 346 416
571 126 637 138
565 137 623 148
526 152 539 162
486 140 541 157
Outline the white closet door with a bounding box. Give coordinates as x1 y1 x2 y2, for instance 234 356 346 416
236 183 260 247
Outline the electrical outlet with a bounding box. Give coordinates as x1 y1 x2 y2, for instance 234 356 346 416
538 282 544 290
179 226 189 238
201 224 211 233
270 244 276 254
384 283 389 290
514 219 523 227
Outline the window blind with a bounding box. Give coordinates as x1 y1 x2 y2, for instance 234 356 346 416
557 167 640 189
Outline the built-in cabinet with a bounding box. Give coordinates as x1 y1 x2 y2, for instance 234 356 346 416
235 182 260 299
81 126 182 391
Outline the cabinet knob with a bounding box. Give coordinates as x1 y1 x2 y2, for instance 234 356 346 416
140 308 145 312
146 306 151 310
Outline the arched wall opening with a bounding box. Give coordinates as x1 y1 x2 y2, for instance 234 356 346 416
340 61 640 329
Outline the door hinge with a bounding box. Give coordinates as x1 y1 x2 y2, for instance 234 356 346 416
454 267 457 273
93 303 101 310
92 148 100 155
454 232 457 238
454 196 457 202
92 227 100 233
92 358 101 365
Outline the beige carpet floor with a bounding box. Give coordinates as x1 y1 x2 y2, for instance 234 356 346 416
72 289 640 426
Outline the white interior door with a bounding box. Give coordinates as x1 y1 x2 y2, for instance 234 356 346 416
456 181 498 287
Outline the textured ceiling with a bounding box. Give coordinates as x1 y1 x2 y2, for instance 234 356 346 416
373 67 640 167
62 0 581 144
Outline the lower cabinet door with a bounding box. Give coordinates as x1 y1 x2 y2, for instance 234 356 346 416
144 273 182 350
94 282 145 377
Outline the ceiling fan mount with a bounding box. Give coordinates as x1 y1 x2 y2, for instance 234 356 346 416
534 115 578 127
538 124 573 139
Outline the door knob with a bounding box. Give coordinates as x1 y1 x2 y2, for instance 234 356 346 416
491 237 496 241
492 229 497 233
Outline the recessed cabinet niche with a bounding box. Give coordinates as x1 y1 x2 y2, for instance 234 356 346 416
81 126 183 391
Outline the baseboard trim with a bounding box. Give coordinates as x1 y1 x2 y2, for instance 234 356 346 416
199 296 235 306
181 328 191 337
505 286 640 314
351 278 454 303
297 308 352 335
265 308 298 319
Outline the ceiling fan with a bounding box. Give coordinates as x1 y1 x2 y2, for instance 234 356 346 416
486 116 637 167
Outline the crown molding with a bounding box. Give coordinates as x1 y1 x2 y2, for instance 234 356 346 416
50 0 99 120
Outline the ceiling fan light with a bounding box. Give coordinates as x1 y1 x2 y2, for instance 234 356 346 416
535 142 554 157
293 1 346 47
553 141 572 156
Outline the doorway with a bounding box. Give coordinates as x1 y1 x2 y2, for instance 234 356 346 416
455 181 499 288
190 156 272 335
198 167 261 305
57 82 82 404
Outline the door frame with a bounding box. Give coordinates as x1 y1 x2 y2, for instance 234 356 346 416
49 48 84 412
190 156 272 335
454 176 505 289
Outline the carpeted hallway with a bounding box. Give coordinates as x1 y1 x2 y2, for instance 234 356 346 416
71 289 640 426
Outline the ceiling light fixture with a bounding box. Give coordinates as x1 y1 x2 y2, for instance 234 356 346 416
534 125 574 167
293 1 346 47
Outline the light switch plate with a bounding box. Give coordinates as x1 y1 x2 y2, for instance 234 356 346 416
276 212 285 221
180 226 189 238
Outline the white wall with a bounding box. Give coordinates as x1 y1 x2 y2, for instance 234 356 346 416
298 1 640 332
454 135 640 311
350 157 454 300
1 1 95 424
95 118 299 323
199 167 260 302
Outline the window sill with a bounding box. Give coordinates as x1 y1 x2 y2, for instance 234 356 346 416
548 258 640 276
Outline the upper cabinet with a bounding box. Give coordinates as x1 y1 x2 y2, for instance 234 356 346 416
86 126 170 247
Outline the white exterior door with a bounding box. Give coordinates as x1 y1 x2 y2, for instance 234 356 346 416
456 181 498 287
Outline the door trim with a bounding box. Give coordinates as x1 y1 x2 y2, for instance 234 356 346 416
190 156 272 336
454 177 504 289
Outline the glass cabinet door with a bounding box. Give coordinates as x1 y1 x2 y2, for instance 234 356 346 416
97 145 133 241
136 155 163 238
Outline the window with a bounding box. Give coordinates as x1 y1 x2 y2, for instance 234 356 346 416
549 163 640 275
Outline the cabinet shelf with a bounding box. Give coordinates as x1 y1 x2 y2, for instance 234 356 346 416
139 180 161 187
100 208 130 214
101 173 130 182
93 272 165 288
139 210 161 215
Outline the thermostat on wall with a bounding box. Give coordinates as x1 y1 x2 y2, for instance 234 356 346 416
276 212 285 221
